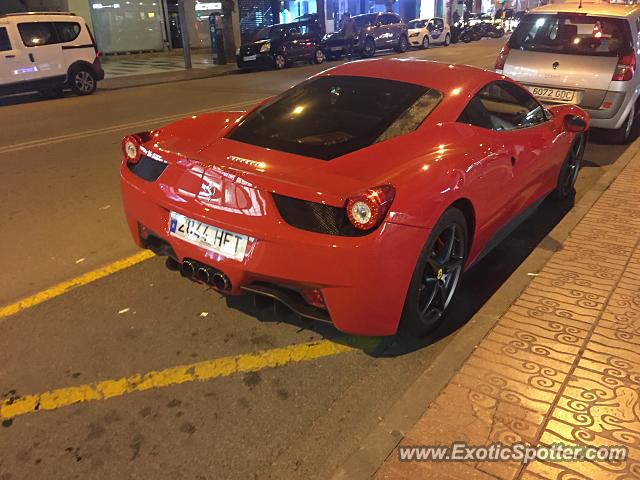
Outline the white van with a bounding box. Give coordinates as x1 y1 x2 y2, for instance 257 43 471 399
0 12 104 97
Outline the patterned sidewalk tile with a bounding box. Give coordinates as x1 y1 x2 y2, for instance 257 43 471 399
376 150 640 479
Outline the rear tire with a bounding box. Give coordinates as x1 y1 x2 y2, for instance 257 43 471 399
400 208 468 337
68 65 97 96
444 33 451 46
421 35 430 49
361 37 376 58
610 103 637 144
553 133 585 201
395 35 409 53
274 53 287 70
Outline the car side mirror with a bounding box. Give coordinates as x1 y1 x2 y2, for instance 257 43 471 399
564 114 587 133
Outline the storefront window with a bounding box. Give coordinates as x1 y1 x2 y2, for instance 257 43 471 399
279 0 317 23
89 0 164 54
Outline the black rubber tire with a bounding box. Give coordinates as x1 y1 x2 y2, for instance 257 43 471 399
361 38 376 58
421 35 429 49
399 208 468 337
444 33 451 46
313 48 325 64
68 65 97 96
553 133 585 201
395 35 408 53
609 104 637 144
274 53 287 70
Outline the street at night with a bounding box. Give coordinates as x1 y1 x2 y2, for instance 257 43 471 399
2 7 640 480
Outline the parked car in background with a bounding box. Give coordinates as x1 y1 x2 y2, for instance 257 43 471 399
407 17 451 49
236 19 324 70
120 59 588 337
0 12 104 97
496 3 640 143
321 12 408 59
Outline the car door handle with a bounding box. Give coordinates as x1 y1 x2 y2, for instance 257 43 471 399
29 53 35 62
5 54 16 58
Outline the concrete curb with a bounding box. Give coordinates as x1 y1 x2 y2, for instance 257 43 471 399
330 135 640 480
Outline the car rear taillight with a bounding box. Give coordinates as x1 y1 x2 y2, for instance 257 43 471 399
494 44 510 70
612 51 636 81
122 135 142 164
345 185 395 231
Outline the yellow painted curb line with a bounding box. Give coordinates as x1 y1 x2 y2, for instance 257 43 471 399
0 250 155 319
0 340 361 420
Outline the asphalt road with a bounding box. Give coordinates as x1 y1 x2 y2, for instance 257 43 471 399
0 38 630 480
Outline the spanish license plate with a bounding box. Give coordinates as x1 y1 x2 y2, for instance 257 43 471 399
168 212 249 261
330 46 342 51
243 55 257 61
528 86 577 103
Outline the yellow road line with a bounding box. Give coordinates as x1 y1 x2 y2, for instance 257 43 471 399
0 339 371 420
0 250 154 320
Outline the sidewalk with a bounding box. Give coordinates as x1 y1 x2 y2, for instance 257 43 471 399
376 149 640 479
98 50 237 90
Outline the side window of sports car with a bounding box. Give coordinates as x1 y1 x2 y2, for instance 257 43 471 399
458 80 547 131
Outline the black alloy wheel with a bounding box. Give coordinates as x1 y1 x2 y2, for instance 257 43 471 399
553 133 585 201
401 208 468 336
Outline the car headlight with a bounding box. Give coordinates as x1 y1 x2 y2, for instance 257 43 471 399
409 32 419 37
260 42 270 53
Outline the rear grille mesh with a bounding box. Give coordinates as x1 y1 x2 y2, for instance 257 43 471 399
127 155 168 182
272 193 369 237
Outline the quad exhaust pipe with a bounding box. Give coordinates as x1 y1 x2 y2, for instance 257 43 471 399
180 259 231 291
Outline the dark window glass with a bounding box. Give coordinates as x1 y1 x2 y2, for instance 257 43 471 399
510 14 631 57
0 27 11 51
434 18 444 29
54 22 81 42
458 80 547 131
407 20 426 29
252 25 285 41
379 14 397 25
354 14 378 28
18 22 58 46
228 75 442 160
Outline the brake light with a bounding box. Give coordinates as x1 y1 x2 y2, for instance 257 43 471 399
122 135 142 164
612 51 636 81
346 185 395 231
494 44 510 70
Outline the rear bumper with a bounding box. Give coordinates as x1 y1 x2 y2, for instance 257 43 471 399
93 57 105 81
236 53 274 69
515 80 635 130
120 163 428 336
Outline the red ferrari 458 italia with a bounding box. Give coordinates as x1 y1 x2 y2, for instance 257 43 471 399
120 58 588 336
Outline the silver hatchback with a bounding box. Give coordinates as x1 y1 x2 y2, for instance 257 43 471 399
495 3 640 143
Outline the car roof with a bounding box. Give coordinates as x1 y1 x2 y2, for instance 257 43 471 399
321 58 498 94
0 11 80 20
530 2 640 17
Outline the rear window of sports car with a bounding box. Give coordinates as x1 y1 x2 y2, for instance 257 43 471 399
226 75 442 160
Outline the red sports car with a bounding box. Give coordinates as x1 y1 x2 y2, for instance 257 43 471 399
120 58 588 336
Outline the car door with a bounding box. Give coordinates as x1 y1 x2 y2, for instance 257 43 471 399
0 22 43 87
375 14 394 48
430 18 445 43
473 80 568 215
17 21 67 81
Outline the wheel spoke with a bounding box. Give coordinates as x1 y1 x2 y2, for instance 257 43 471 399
442 225 456 263
417 282 438 315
